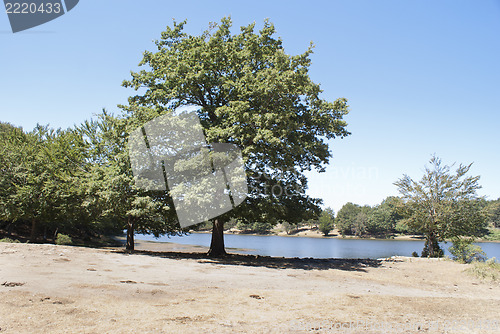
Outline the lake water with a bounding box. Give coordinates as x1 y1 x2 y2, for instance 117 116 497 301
135 233 500 260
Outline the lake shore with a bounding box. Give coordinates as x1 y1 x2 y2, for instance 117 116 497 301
194 228 500 243
1 242 499 333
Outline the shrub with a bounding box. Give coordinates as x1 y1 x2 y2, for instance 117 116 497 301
0 237 20 243
466 257 499 281
251 222 273 234
449 237 486 263
318 210 334 236
421 238 444 258
318 222 332 236
236 221 251 231
411 251 419 257
55 233 73 245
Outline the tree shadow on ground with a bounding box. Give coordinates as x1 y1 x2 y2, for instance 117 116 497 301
115 249 384 272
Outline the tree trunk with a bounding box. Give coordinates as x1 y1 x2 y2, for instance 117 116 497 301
207 218 226 257
53 228 59 242
29 219 37 242
423 231 442 258
427 233 435 258
126 216 135 251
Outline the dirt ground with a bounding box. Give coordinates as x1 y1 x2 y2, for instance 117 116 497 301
1 242 499 333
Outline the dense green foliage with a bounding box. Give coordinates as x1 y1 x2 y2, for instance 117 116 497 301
335 201 402 237
485 199 500 228
335 202 361 236
318 207 334 236
369 197 404 234
483 227 500 241
77 112 184 250
0 122 94 241
251 222 274 234
55 233 73 245
448 237 486 263
0 116 184 247
235 220 273 234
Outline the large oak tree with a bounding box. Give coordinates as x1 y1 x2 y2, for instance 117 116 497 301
122 18 350 256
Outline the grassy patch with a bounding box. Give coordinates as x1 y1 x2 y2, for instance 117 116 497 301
466 258 500 282
0 237 20 243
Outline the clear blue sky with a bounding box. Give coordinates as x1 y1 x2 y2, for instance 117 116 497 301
1 0 499 212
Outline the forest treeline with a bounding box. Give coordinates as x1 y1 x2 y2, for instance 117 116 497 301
0 117 186 246
2 118 500 247
332 197 498 237
225 196 500 238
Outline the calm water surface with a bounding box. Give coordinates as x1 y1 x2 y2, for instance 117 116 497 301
135 233 500 260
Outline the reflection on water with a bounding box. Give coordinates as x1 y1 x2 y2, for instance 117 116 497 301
135 233 500 260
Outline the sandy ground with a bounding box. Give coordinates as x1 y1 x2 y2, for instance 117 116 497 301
1 242 499 334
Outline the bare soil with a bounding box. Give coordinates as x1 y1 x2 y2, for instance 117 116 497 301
1 242 498 333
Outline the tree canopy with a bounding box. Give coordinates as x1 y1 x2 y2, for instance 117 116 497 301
0 123 92 241
485 199 500 228
77 112 183 250
0 114 184 248
318 207 335 236
394 155 487 257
